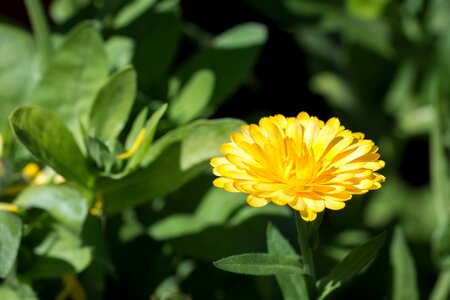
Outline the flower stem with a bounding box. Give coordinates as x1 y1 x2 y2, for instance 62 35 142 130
430 269 450 300
24 0 52 65
295 212 317 296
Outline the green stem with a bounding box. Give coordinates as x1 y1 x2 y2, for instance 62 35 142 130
24 0 52 64
430 269 450 300
295 212 317 295
428 74 447 225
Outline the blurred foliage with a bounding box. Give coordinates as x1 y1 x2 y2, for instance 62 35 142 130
1 0 450 299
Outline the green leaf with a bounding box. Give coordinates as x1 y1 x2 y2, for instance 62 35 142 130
346 0 391 20
101 118 244 214
391 227 419 300
14 185 88 233
320 12 393 57
132 9 181 93
175 23 267 112
169 69 215 124
31 21 108 143
105 36 135 70
50 0 90 24
432 218 450 268
0 287 20 300
124 103 168 172
318 232 386 299
23 256 76 279
85 136 115 171
125 108 148 150
213 253 303 276
89 66 137 142
212 23 267 49
0 212 22 277
384 61 417 115
10 106 94 187
32 224 92 276
267 224 309 300
195 187 245 221
149 215 213 240
149 187 244 240
310 72 357 113
113 0 158 29
0 24 37 129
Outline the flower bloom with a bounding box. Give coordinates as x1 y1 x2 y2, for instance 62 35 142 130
210 112 385 221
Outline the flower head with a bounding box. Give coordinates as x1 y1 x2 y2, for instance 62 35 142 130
211 112 385 221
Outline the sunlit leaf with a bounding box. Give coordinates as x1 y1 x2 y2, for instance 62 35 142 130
31 21 108 143
14 185 88 234
169 69 215 124
89 66 136 142
0 212 22 278
0 24 37 129
214 253 303 275
0 287 20 300
105 36 135 72
10 106 95 187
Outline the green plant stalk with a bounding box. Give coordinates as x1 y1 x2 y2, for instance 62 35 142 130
295 212 317 296
430 269 450 300
24 0 52 64
428 74 450 299
428 75 447 225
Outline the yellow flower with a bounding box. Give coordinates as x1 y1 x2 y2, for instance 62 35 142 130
210 112 385 221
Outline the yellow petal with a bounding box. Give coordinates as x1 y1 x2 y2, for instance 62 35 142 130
247 195 270 207
300 207 317 221
325 200 345 210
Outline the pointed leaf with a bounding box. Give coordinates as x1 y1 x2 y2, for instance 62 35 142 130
391 227 419 300
89 66 137 141
0 212 22 277
10 106 94 187
318 232 386 299
124 103 168 172
125 108 148 150
213 253 303 276
267 224 309 300
14 185 88 233
113 0 158 29
31 21 108 139
169 69 215 124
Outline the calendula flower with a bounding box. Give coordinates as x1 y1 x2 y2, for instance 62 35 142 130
211 112 385 221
